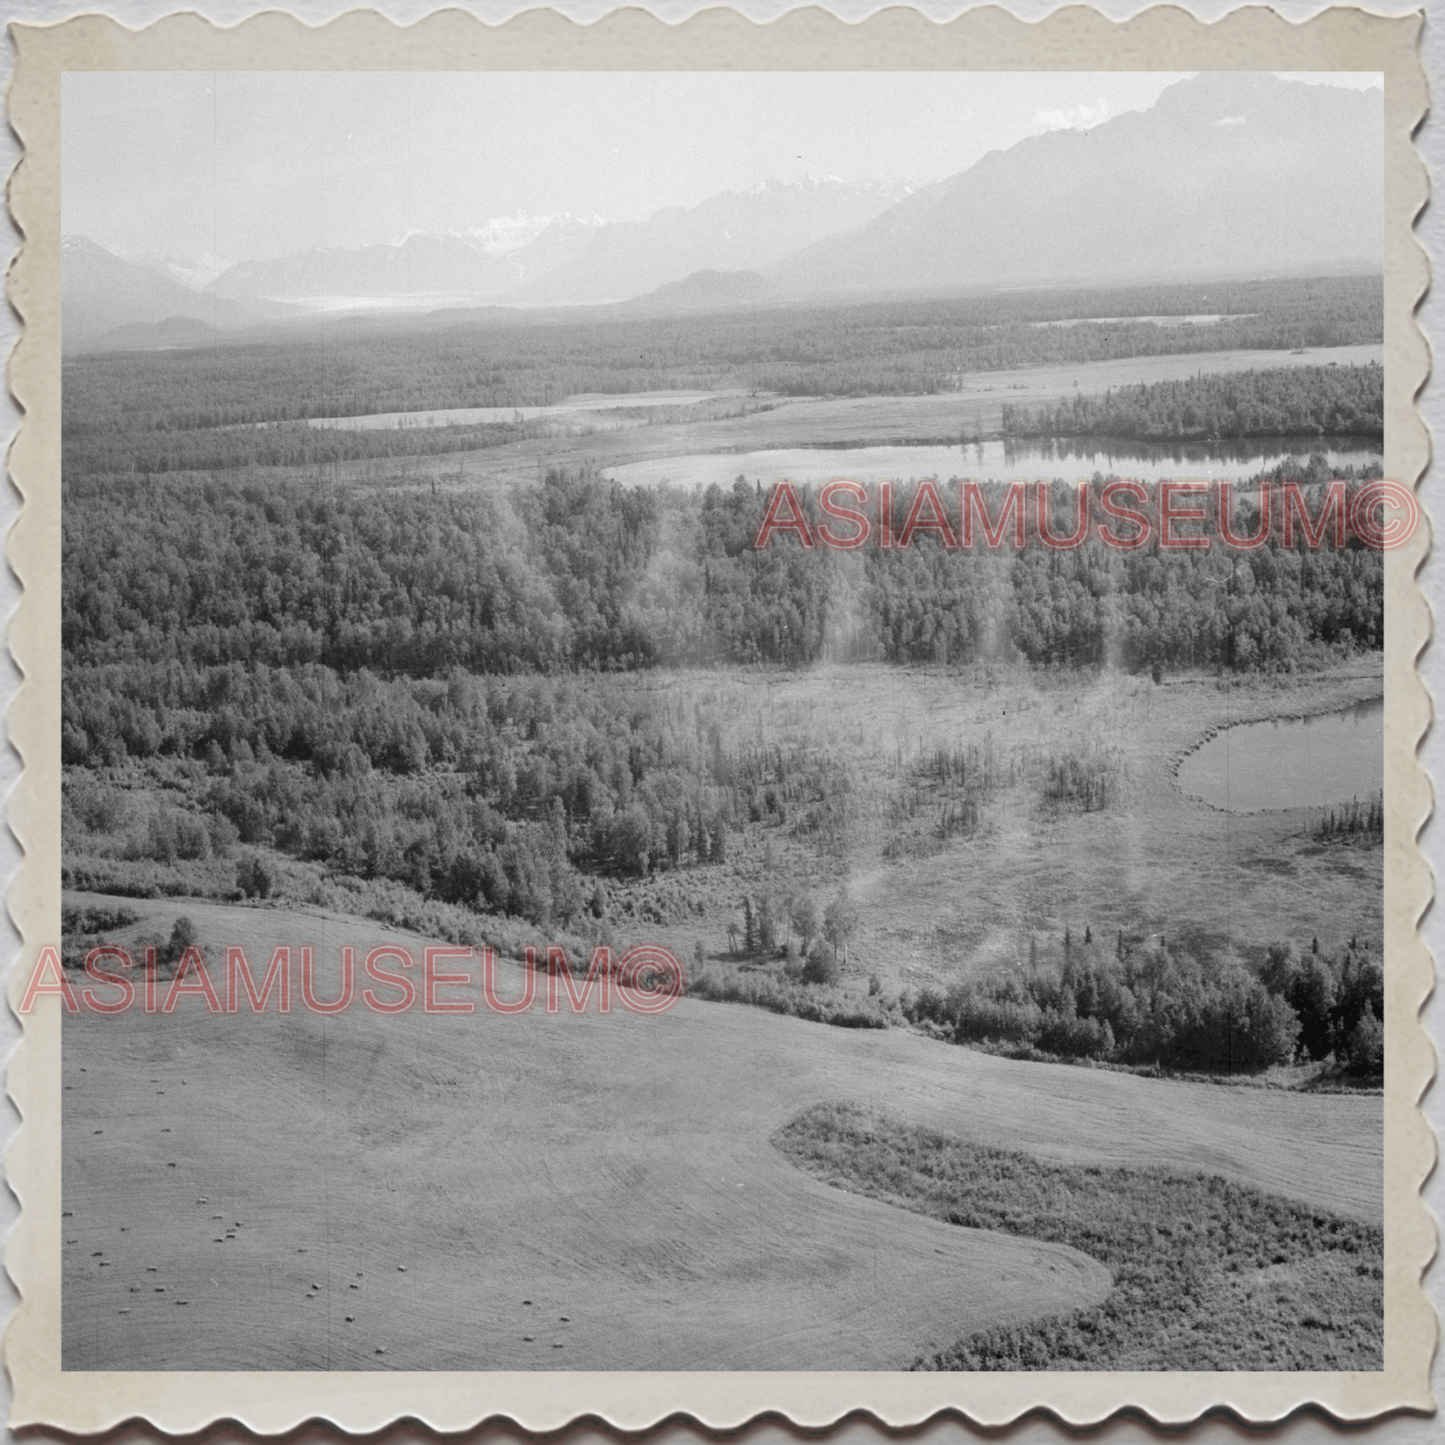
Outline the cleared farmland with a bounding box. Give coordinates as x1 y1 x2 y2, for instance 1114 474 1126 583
62 898 1379 1371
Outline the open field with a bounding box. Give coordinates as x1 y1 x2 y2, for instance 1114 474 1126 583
62 896 1380 1371
465 658 1384 998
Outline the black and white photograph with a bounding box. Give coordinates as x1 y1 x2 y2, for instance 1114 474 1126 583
50 61 1394 1381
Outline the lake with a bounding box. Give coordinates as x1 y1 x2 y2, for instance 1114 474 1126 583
601 436 1382 491
1030 313 1259 328
1176 698 1383 813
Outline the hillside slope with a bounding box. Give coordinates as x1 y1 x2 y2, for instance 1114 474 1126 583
62 897 1379 1371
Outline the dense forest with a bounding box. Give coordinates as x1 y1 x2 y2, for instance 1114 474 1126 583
64 666 737 926
1001 362 1383 442
63 460 1384 687
63 274 1380 444
60 411 546 480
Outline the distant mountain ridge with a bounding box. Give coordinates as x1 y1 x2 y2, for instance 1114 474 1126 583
207 217 605 303
619 269 774 314
65 178 915 342
60 236 287 347
198 179 910 310
65 76 1381 348
504 178 915 306
124 249 233 291
769 73 1382 296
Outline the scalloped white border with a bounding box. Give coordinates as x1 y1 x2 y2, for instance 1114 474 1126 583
3 5 1433 1432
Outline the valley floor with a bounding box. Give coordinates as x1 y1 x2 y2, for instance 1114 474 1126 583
318 343 1385 495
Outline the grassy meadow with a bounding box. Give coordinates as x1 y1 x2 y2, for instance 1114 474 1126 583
61 900 1380 1372
652 658 1384 996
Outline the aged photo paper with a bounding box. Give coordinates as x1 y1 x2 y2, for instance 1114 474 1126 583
4 3 1433 1435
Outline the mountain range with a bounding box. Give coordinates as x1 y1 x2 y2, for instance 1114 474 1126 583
201 178 910 311
63 73 1382 350
501 178 913 306
206 216 606 305
60 236 295 346
772 73 1382 295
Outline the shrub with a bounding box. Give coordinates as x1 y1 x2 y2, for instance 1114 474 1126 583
953 993 1043 1049
1040 747 1118 812
144 811 178 865
208 811 241 856
685 964 887 1031
1344 1011 1384 1077
1038 1009 1113 1060
165 915 199 965
801 942 839 987
61 903 140 936
236 852 274 899
65 780 129 835
609 806 652 876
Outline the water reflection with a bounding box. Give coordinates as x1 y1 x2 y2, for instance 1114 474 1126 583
604 437 1380 490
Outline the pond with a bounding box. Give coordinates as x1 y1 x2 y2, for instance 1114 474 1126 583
601 436 1381 490
1176 698 1383 813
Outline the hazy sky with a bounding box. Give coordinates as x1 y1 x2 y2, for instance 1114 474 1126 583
62 70 1381 264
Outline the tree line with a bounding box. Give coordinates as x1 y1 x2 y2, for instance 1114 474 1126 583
904 928 1382 1076
1001 362 1383 442
60 413 545 480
